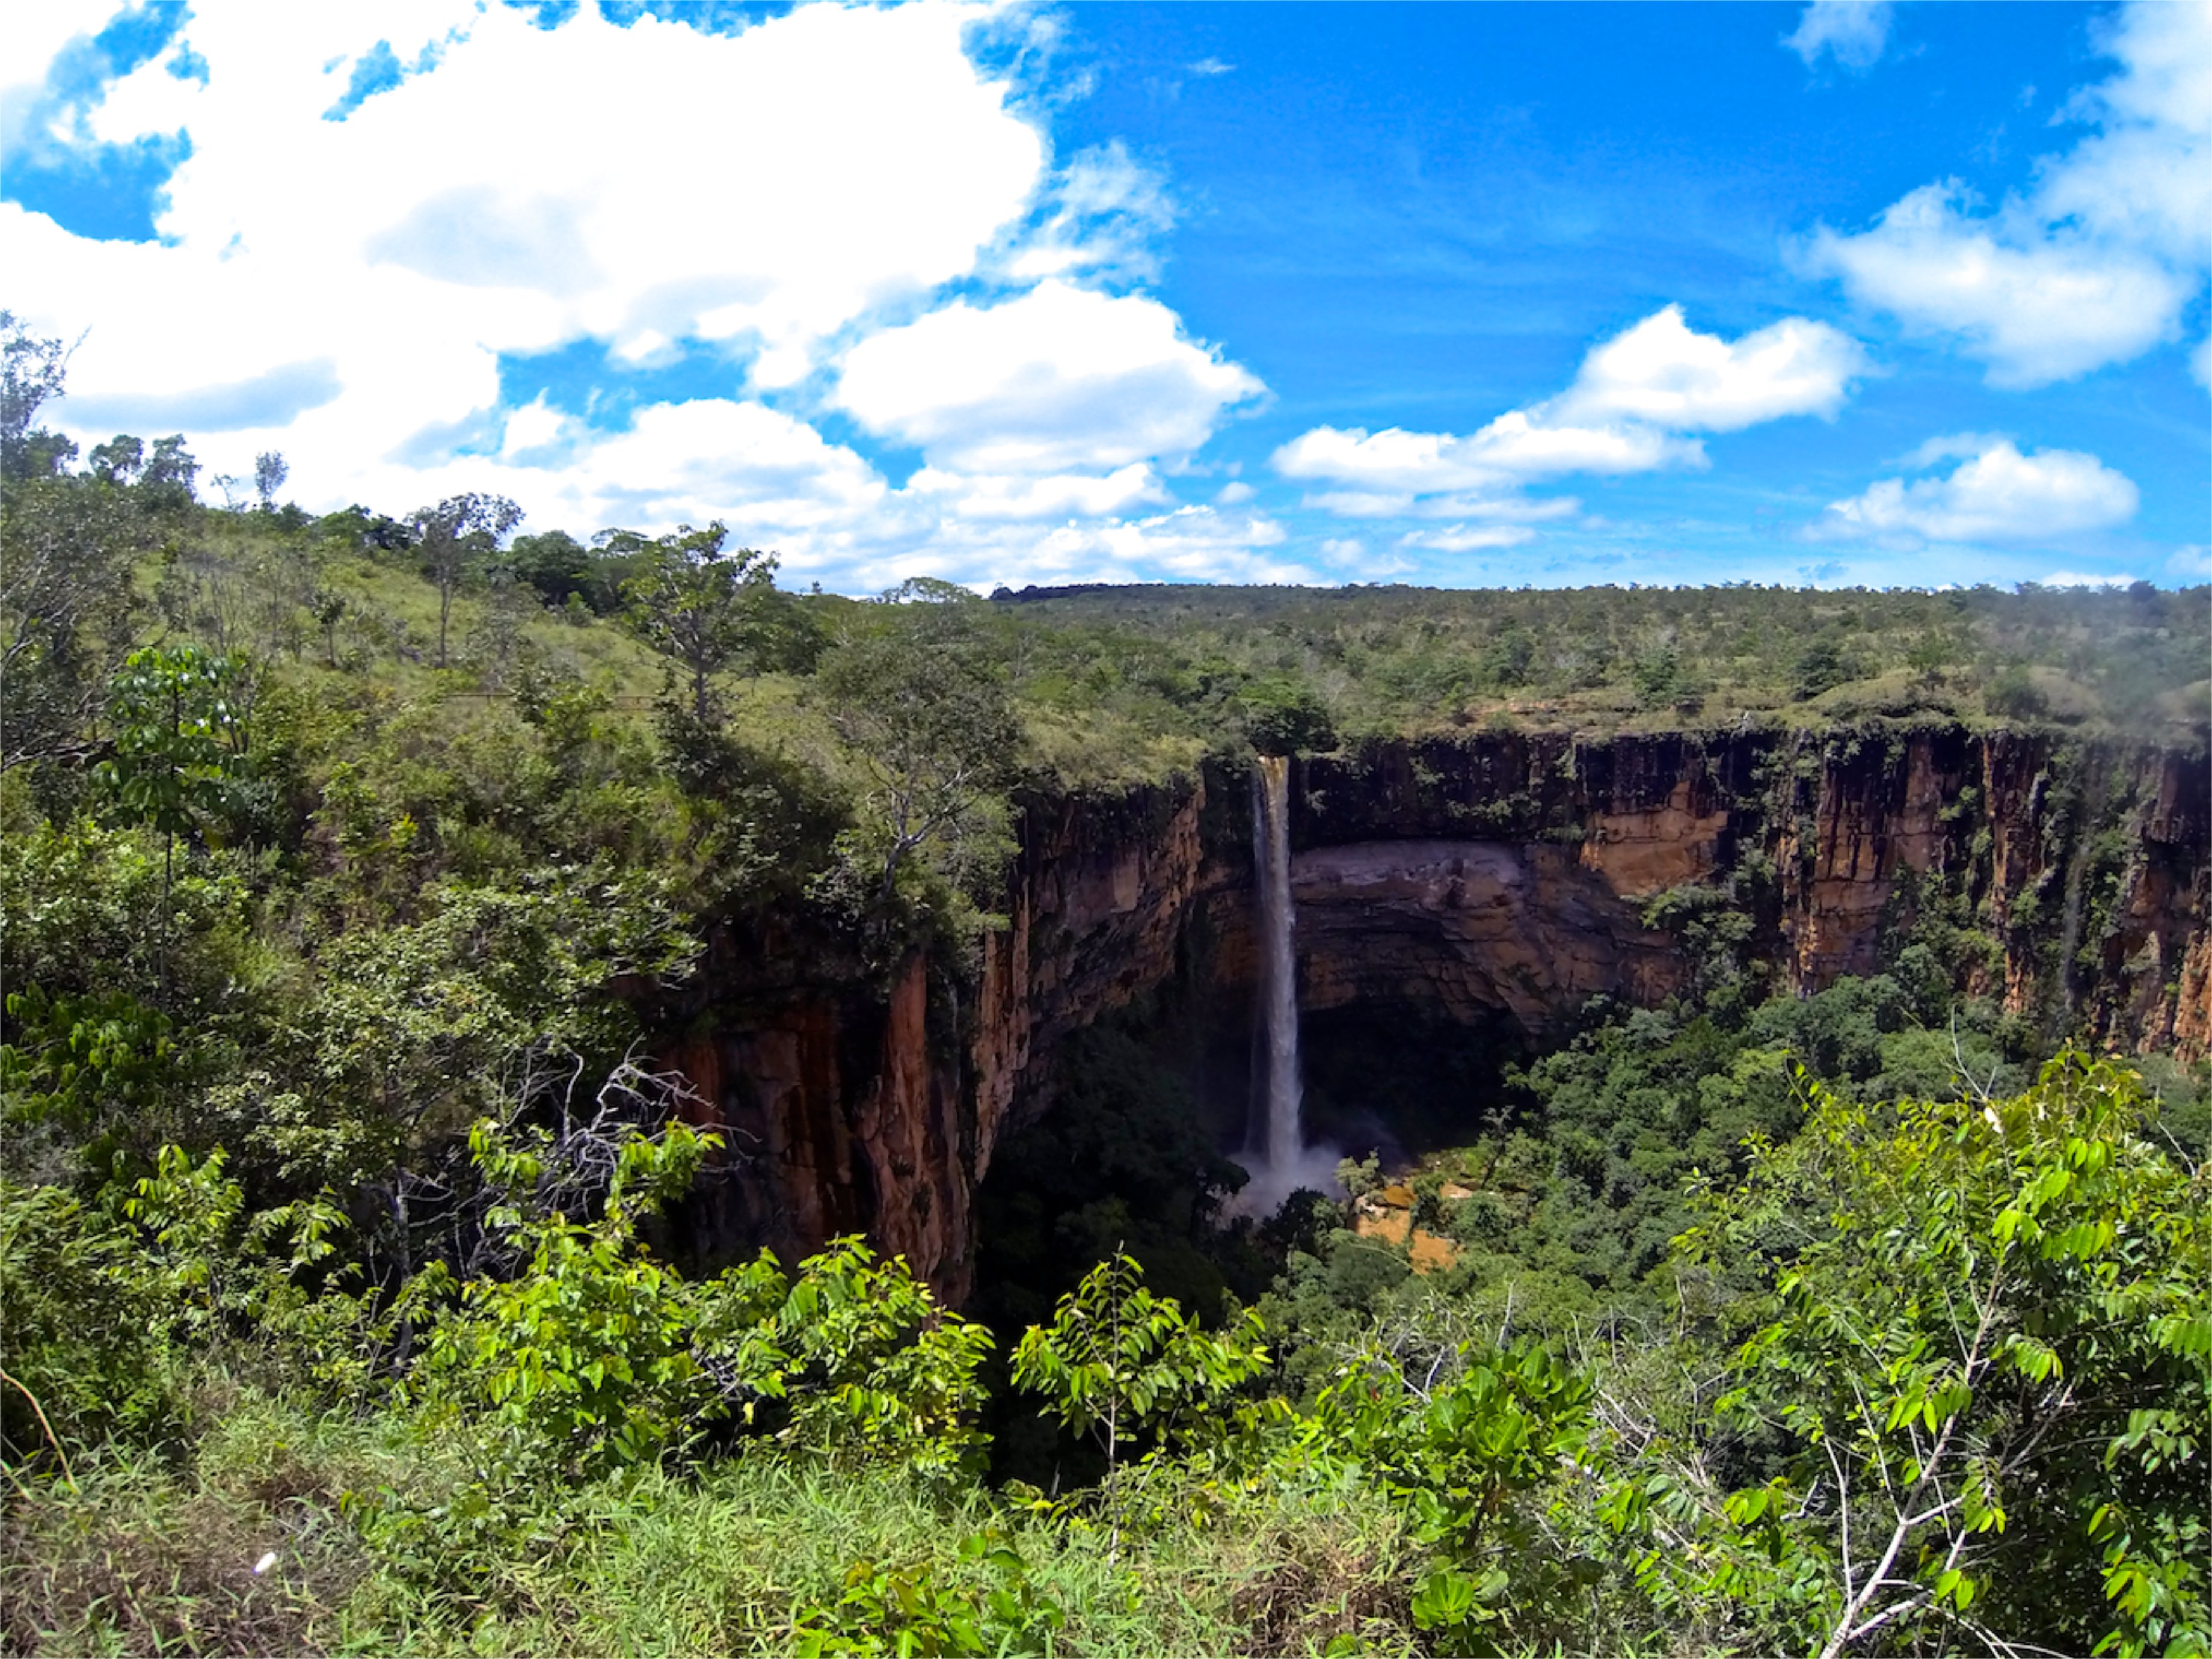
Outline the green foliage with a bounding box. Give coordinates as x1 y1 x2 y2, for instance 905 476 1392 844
1305 1337 1594 1654
1240 673 1337 755
0 470 152 772
791 1536 1065 1658
409 1118 725 1484
814 621 1020 910
96 643 252 844
1624 1053 2211 1658
405 1119 993 1491
0 986 177 1139
612 521 806 720
1013 1253 1268 1477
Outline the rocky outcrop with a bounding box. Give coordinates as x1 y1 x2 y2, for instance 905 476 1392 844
660 722 2209 1295
661 778 1206 1302
1220 840 1686 1033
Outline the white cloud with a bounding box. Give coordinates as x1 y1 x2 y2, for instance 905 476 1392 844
1783 1 1893 72
1273 305 1861 520
1398 524 1538 554
1805 0 2211 386
1274 419 1689 510
2168 544 2212 579
902 462 1167 522
1815 440 2140 547
1893 430 2013 469
1552 305 1868 431
1804 183 2193 387
1214 480 1255 506
0 1 1302 589
1003 139 1177 284
8 2 1038 451
1016 504 1312 587
834 279 1264 474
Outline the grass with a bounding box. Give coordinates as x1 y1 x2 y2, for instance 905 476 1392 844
1 1383 1424 1658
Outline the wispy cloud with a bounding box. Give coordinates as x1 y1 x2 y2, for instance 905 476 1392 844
1783 0 1893 72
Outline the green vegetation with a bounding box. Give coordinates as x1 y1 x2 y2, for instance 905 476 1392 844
1 310 2208 1655
8 1054 2207 1655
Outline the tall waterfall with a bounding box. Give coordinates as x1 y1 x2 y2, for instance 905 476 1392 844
1232 756 1340 1216
1250 755 1303 1168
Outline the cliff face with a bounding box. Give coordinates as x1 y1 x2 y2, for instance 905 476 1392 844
662 724 2209 1295
663 779 1206 1303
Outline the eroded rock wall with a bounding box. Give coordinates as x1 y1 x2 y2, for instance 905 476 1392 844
660 777 1207 1302
660 723 2208 1294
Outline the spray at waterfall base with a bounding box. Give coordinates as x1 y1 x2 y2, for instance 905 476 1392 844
1226 757 1347 1220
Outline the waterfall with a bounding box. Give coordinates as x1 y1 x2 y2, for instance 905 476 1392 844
1251 755 1303 1168
1231 756 1339 1216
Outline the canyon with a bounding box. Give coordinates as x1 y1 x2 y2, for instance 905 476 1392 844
656 722 2210 1300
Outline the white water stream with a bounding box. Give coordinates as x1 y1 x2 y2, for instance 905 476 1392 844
1231 756 1342 1216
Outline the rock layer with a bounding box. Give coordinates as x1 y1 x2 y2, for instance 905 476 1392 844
658 723 2209 1295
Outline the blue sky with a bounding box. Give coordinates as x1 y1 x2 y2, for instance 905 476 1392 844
0 0 2204 590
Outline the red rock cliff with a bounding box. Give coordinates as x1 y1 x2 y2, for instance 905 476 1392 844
660 724 2207 1295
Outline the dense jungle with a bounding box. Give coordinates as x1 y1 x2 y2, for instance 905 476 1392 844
2 313 2211 1658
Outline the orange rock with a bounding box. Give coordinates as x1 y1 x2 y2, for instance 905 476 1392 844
1357 1209 1413 1247
1409 1229 1460 1274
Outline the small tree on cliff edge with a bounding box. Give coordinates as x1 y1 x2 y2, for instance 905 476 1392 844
814 618 1019 905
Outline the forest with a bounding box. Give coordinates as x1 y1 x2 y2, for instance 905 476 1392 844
2 309 2210 1658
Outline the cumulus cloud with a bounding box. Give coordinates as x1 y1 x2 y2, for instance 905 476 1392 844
0 0 1297 589
834 280 1264 474
1783 0 1893 71
1805 0 2211 386
1804 183 2192 387
901 462 1168 523
1814 439 2140 547
1550 305 1867 430
1273 305 1863 518
1016 504 1312 587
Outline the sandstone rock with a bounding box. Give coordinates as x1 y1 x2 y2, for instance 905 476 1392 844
656 726 2208 1299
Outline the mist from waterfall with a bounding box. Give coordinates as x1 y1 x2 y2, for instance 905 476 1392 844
1230 756 1343 1217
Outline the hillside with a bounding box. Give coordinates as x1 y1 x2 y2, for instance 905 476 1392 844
2 471 2209 1657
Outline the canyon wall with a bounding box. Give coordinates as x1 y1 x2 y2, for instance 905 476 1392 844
660 723 2209 1297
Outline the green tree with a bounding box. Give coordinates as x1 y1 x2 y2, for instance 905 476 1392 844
611 521 785 722
94 645 251 997
1013 1251 1268 1553
815 629 1021 903
138 434 199 507
0 477 148 773
506 527 595 608
409 492 523 669
87 434 144 485
1628 1055 2212 1659
0 311 73 483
